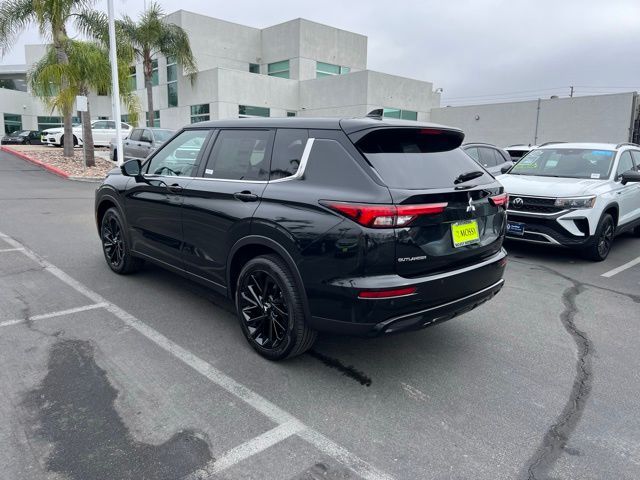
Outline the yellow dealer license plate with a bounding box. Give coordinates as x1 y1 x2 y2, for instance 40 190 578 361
451 220 480 247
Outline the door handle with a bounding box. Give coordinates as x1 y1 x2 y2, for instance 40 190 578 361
168 183 183 193
234 191 259 202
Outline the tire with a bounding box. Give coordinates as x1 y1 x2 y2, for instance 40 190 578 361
100 207 144 274
235 254 316 360
112 149 118 162
24 140 30 145
55 137 62 148
582 213 615 261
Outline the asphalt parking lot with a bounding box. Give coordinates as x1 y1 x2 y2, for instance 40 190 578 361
1 150 639 480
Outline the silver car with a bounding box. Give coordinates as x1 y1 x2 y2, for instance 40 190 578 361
110 128 175 162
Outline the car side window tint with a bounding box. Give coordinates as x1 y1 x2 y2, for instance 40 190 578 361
140 130 153 143
93 121 107 130
616 151 634 178
270 129 308 179
145 129 209 177
479 147 498 167
105 121 116 129
465 147 479 162
129 129 142 141
630 151 640 171
204 129 273 181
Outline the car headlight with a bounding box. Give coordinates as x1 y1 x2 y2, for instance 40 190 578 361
554 196 596 209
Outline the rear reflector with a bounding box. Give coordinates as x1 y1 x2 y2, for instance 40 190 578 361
358 287 417 299
489 193 509 207
321 201 447 228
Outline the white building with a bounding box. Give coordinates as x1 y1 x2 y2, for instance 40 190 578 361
0 11 441 134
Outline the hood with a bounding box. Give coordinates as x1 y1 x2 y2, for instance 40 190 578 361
42 127 63 134
498 174 607 197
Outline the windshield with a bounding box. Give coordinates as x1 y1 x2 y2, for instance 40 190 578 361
16 131 30 137
509 148 615 179
153 129 174 142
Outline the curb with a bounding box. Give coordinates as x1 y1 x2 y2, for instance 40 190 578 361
1 145 70 179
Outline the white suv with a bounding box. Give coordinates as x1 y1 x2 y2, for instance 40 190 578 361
499 142 640 260
42 120 132 147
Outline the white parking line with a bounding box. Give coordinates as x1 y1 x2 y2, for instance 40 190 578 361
0 303 108 328
0 247 24 253
0 231 394 480
187 420 305 479
601 255 640 278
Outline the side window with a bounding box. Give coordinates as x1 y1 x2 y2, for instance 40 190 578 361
105 121 116 129
270 129 309 179
479 147 498 167
465 147 480 162
145 129 209 177
140 129 153 143
92 121 107 130
204 130 273 181
616 151 634 178
630 151 640 171
129 129 142 141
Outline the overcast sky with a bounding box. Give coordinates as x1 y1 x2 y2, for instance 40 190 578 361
2 0 639 105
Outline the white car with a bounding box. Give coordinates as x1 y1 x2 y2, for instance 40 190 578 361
499 142 640 261
41 120 132 147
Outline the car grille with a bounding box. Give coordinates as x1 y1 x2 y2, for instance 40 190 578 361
508 195 563 214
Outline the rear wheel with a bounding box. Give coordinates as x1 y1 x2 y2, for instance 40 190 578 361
582 213 615 261
236 255 316 360
100 207 143 274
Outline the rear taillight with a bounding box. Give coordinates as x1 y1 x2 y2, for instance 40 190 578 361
489 193 509 208
321 201 448 228
358 287 417 299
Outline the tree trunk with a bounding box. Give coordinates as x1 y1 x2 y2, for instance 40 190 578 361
53 29 74 158
81 91 95 168
143 55 154 127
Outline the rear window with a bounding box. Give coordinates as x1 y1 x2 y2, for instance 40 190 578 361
354 128 492 189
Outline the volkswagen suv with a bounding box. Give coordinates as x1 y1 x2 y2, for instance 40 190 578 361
500 142 640 260
95 116 508 359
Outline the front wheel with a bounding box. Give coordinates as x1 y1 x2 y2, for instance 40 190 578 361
100 207 143 274
236 255 316 360
582 213 615 261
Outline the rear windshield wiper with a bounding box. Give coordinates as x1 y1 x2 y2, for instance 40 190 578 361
454 170 485 184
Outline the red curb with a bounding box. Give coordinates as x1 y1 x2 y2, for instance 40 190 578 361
1 145 70 179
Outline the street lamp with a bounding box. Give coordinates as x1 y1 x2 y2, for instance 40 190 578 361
107 0 124 166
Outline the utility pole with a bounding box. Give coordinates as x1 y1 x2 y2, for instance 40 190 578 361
570 86 574 98
107 0 124 166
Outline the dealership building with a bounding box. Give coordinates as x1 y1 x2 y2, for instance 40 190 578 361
0 11 441 134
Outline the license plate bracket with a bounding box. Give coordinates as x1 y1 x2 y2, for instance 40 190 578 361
506 221 526 236
451 220 480 248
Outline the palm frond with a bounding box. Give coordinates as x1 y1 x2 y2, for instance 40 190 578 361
0 0 37 56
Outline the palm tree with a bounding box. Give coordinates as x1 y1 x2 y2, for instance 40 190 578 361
0 0 100 158
117 2 197 127
30 40 139 166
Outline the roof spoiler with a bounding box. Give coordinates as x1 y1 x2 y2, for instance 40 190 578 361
537 141 567 147
366 109 384 119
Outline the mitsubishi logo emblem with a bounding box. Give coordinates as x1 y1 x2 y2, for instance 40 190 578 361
466 196 476 213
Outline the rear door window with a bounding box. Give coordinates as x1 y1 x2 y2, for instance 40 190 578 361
270 129 309 179
478 147 499 167
204 129 274 181
354 129 492 189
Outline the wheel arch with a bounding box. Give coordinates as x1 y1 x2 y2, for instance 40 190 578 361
95 192 125 232
602 202 619 227
227 235 311 320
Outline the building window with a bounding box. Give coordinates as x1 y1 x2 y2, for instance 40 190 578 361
167 56 178 108
128 66 137 90
37 116 62 131
238 105 270 117
147 110 160 128
316 62 350 78
190 104 210 124
3 113 22 134
249 63 260 74
151 59 159 86
268 60 289 79
382 108 418 121
0 77 27 92
287 111 296 117
121 114 131 123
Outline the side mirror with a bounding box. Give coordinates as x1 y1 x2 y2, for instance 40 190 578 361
501 165 511 174
621 170 640 185
121 159 142 178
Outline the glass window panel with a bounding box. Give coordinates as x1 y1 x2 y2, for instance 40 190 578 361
382 108 401 119
204 129 273 181
340 66 351 74
316 62 340 75
400 110 418 121
238 105 270 117
146 129 209 177
270 128 308 179
167 63 177 82
151 59 159 86
249 63 260 74
167 82 178 108
268 60 289 73
37 116 63 131
3 114 22 134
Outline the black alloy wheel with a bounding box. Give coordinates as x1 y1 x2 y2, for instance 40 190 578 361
236 255 316 360
100 208 143 274
583 213 615 261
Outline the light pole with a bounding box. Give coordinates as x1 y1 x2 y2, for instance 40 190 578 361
107 0 124 166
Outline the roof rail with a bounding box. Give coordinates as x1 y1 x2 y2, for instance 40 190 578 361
462 142 496 146
366 109 384 119
538 141 567 147
615 142 640 149
506 144 532 148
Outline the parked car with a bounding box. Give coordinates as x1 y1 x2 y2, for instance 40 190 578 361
1 130 42 145
499 142 640 260
110 128 175 162
505 144 536 162
461 143 513 175
95 117 508 359
41 120 132 148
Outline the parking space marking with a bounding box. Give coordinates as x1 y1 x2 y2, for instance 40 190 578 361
601 255 640 278
0 247 24 253
0 231 394 480
0 303 108 328
188 420 305 479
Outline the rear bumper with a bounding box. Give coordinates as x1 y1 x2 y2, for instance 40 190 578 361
308 248 507 335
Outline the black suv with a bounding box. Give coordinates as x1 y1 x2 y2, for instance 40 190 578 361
95 117 508 360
